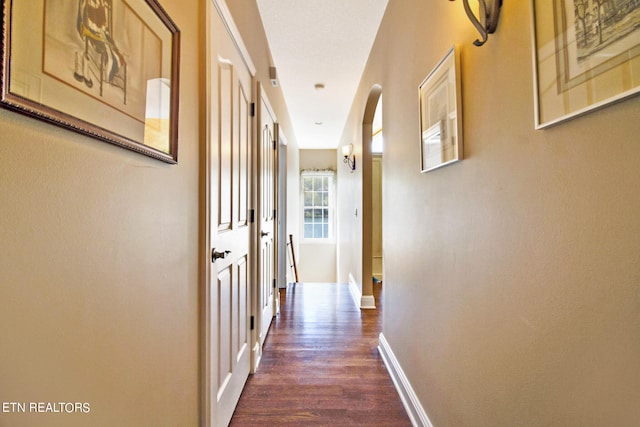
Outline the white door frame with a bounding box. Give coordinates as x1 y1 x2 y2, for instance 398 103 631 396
277 133 288 291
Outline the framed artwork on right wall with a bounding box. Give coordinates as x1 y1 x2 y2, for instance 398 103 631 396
419 45 463 173
531 0 640 129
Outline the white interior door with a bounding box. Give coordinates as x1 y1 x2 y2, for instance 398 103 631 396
257 87 276 350
206 3 253 426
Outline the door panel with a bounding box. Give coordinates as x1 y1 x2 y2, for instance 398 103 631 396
206 4 253 426
217 266 232 391
218 64 233 232
237 256 249 351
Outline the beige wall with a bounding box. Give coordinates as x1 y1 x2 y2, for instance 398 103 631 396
299 149 337 171
340 0 640 426
337 145 363 290
0 1 200 426
298 149 337 282
298 243 337 283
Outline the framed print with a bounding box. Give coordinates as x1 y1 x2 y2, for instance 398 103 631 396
531 0 640 129
1 0 180 163
419 45 462 173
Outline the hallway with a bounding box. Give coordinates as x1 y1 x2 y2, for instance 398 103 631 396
229 283 411 426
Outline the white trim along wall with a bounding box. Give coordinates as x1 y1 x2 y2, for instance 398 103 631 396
378 333 433 427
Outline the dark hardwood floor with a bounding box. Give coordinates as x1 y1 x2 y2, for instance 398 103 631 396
229 282 411 426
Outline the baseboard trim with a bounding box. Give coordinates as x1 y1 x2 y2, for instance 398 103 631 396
348 273 376 309
348 273 361 308
250 341 261 374
378 333 433 427
361 294 376 309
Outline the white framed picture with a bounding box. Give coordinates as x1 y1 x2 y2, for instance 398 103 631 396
419 45 463 173
531 0 640 128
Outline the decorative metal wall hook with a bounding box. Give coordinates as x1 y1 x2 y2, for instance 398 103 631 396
451 0 502 47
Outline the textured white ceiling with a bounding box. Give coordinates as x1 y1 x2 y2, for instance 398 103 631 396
256 0 389 149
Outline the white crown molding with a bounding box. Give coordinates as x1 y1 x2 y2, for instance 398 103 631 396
211 0 257 76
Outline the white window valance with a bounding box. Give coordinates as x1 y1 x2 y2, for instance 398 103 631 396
300 168 335 176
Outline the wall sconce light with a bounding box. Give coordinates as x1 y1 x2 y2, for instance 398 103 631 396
342 144 356 172
449 0 502 47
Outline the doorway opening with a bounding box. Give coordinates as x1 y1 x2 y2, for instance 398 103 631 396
371 97 383 286
361 85 382 308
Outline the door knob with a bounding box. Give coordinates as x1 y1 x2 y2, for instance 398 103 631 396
211 248 231 262
261 231 270 237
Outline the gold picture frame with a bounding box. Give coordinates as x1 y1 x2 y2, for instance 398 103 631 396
1 0 180 163
419 45 463 173
531 0 640 129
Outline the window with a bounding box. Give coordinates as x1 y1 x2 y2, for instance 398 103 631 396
301 171 334 241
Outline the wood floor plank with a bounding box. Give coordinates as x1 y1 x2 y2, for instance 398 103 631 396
229 282 411 426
